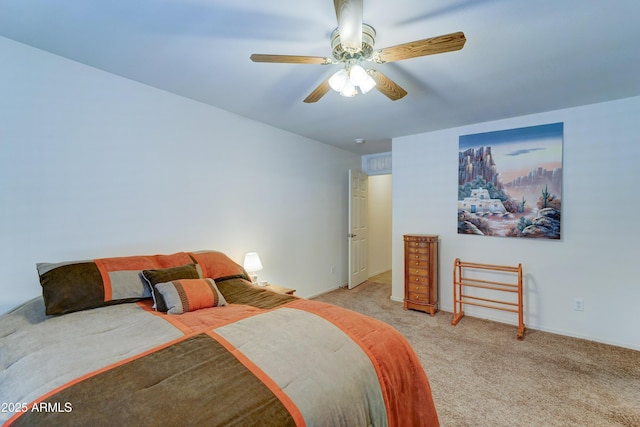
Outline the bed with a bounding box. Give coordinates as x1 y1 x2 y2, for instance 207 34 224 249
0 250 439 426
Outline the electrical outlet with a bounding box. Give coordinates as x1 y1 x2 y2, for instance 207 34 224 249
574 298 584 311
330 266 335 274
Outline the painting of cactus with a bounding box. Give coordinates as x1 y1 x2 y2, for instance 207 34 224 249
458 123 563 239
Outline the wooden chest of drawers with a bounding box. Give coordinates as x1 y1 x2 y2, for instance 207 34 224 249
403 234 439 316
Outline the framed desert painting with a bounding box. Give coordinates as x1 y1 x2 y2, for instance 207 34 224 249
458 123 563 239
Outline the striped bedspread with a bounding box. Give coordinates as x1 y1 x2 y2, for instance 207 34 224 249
0 279 438 426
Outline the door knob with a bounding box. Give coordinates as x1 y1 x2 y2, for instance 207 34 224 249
348 234 357 238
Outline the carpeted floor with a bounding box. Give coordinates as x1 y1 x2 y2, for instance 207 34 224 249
311 272 640 427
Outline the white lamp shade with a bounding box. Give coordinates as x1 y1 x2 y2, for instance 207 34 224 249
329 68 349 92
243 252 263 272
349 64 368 86
358 73 376 94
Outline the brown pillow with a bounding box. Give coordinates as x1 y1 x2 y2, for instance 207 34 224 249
141 264 200 312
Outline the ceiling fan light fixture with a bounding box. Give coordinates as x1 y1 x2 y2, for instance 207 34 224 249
329 63 376 97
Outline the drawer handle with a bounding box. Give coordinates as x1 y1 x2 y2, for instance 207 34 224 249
415 286 420 290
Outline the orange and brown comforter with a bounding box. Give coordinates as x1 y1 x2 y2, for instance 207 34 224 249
1 279 439 426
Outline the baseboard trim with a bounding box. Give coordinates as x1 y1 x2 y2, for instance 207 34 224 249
304 286 344 300
387 298 639 351
438 304 640 352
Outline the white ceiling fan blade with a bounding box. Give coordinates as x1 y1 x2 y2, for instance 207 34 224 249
334 0 363 51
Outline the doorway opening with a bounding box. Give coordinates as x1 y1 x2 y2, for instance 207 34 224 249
367 173 392 281
348 152 392 289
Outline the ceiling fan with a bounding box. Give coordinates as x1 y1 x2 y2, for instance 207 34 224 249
250 0 466 103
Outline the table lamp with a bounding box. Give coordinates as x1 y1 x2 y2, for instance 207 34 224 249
243 252 263 285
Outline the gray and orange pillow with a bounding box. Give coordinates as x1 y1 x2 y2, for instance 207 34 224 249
141 264 201 312
155 278 227 314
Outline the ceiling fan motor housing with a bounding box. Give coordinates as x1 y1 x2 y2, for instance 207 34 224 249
331 23 376 62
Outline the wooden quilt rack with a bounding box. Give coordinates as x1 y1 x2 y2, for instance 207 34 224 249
451 258 525 340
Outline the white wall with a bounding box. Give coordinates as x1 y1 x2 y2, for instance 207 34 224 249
367 174 392 277
393 96 640 350
0 37 360 313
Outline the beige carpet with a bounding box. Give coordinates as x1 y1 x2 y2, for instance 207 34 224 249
311 272 640 427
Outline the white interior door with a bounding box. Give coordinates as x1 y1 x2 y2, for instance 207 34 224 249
348 169 368 289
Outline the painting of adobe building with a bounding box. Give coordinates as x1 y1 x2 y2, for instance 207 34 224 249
458 123 563 239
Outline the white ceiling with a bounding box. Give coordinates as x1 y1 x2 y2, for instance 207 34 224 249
1 0 639 154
